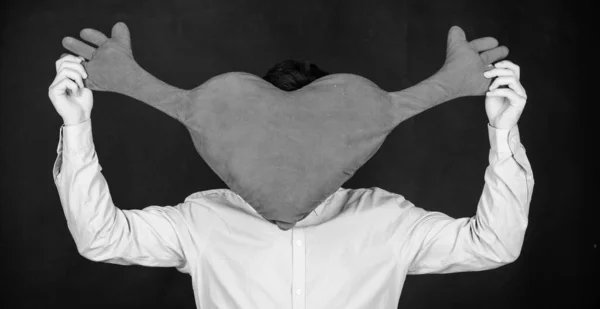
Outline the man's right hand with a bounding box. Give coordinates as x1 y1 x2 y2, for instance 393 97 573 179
48 54 93 126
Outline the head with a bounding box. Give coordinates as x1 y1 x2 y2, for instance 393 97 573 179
262 59 330 91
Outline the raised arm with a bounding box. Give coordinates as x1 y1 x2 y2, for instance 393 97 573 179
399 123 533 274
61 22 191 123
388 26 509 122
52 120 204 271
48 55 209 272
395 61 534 274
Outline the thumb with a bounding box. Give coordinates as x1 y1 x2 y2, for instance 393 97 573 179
447 25 467 47
112 22 131 50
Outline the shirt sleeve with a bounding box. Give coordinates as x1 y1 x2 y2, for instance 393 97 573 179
399 123 535 275
52 119 208 273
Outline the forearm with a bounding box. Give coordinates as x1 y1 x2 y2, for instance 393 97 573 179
118 65 192 123
477 123 534 259
388 70 457 122
52 119 122 255
84 57 191 123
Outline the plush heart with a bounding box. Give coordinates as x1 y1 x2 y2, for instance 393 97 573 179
62 22 508 230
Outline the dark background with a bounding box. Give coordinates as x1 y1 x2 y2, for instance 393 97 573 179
0 0 593 308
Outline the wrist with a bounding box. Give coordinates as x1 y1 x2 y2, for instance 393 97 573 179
489 120 516 131
63 117 90 127
422 69 457 102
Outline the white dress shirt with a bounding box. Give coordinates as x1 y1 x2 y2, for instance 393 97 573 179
53 119 534 309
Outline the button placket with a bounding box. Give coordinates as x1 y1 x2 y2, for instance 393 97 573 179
292 228 306 309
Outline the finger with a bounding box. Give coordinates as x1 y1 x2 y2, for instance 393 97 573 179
447 25 467 47
80 28 109 47
480 46 509 65
488 76 527 97
469 37 498 52
55 54 83 72
50 68 84 89
58 61 88 80
486 88 526 106
483 68 514 79
493 61 520 80
61 68 85 89
111 22 132 50
50 78 79 97
62 37 96 60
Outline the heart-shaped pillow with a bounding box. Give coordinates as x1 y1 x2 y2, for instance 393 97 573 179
62 22 507 230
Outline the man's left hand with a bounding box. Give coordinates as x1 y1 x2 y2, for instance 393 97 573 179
484 60 528 130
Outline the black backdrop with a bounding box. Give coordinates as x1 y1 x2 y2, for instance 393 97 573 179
0 0 593 308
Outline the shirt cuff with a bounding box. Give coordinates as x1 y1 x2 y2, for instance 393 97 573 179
57 119 94 156
487 123 521 154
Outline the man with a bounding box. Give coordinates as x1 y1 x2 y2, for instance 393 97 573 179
50 54 534 309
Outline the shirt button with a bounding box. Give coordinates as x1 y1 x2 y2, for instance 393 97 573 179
296 240 302 246
296 289 302 295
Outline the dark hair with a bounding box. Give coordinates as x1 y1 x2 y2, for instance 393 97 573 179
262 59 330 91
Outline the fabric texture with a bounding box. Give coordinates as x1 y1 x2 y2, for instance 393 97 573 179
53 119 534 308
62 22 508 230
